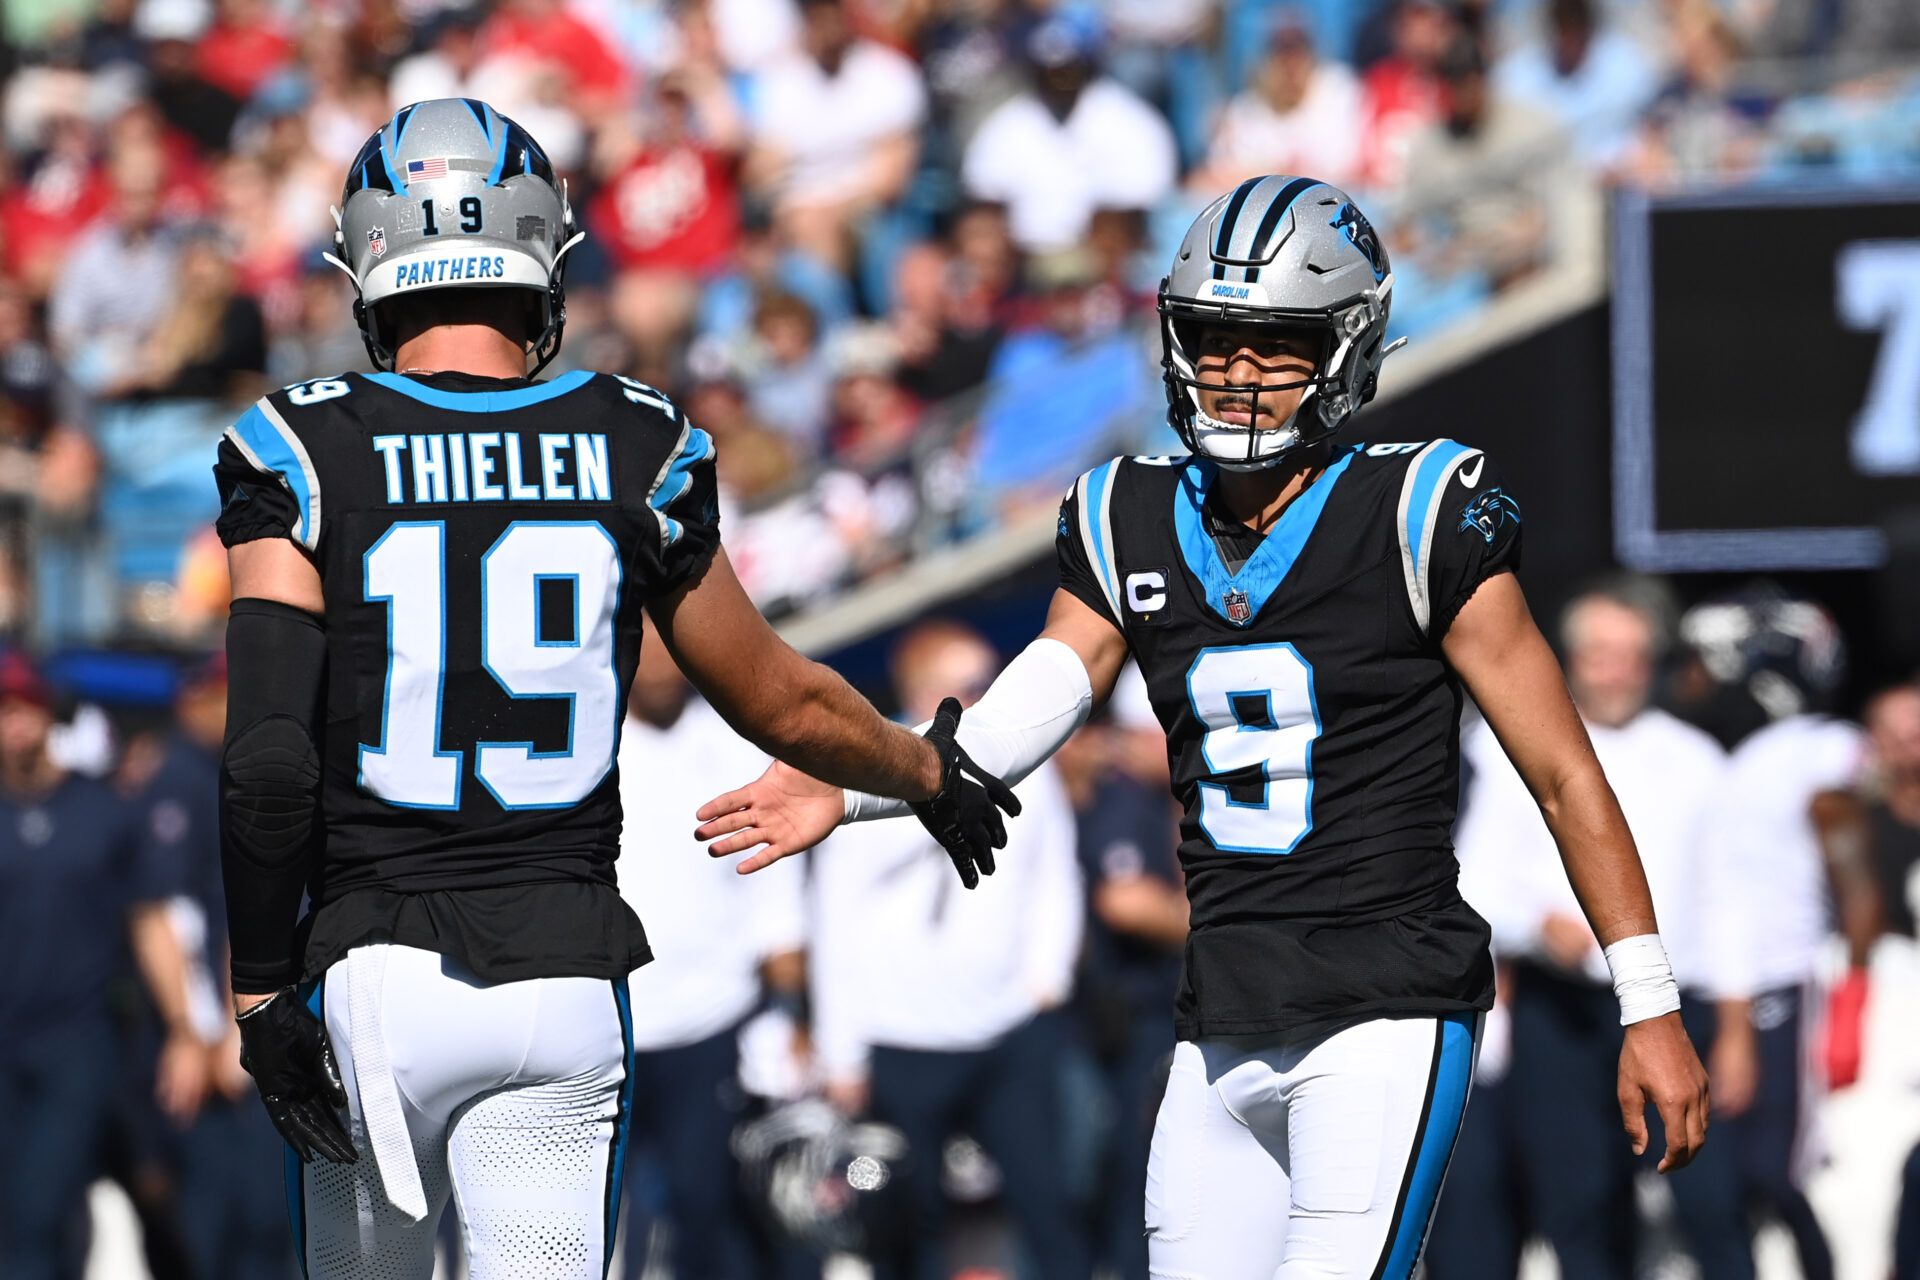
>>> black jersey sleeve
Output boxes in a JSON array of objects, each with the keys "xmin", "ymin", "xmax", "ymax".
[
  {"xmin": 1054, "ymin": 461, "xmax": 1125, "ymax": 626},
  {"xmin": 212, "ymin": 398, "xmax": 322, "ymax": 551},
  {"xmin": 1424, "ymin": 448, "xmax": 1522, "ymax": 634},
  {"xmin": 633, "ymin": 417, "xmax": 721, "ymax": 593}
]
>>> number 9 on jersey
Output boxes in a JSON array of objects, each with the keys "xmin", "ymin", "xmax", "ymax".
[{"xmin": 1186, "ymin": 644, "xmax": 1320, "ymax": 855}]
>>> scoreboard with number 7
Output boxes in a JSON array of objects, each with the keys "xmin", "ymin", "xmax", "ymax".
[{"xmin": 1611, "ymin": 185, "xmax": 1920, "ymax": 572}]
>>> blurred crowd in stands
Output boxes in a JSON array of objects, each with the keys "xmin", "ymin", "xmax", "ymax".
[
  {"xmin": 0, "ymin": 0, "xmax": 1918, "ymax": 643},
  {"xmin": 5, "ymin": 2, "xmax": 1920, "ymax": 1273}
]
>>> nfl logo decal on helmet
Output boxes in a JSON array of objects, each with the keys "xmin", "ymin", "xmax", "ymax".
[
  {"xmin": 367, "ymin": 227, "xmax": 386, "ymax": 258},
  {"xmin": 1159, "ymin": 175, "xmax": 1406, "ymax": 471}
]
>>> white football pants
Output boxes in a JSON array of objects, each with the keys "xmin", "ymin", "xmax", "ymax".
[
  {"xmin": 1146, "ymin": 1013, "xmax": 1478, "ymax": 1280},
  {"xmin": 288, "ymin": 944, "xmax": 633, "ymax": 1280}
]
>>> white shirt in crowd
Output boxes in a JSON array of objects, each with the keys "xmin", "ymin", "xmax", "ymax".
[
  {"xmin": 809, "ymin": 763, "xmax": 1083, "ymax": 1080},
  {"xmin": 617, "ymin": 700, "xmax": 807, "ymax": 1052},
  {"xmin": 1705, "ymin": 714, "xmax": 1866, "ymax": 997},
  {"xmin": 962, "ymin": 78, "xmax": 1178, "ymax": 252},
  {"xmin": 708, "ymin": 0, "xmax": 802, "ymax": 72},
  {"xmin": 1204, "ymin": 63, "xmax": 1364, "ymax": 189},
  {"xmin": 751, "ymin": 39, "xmax": 927, "ymax": 207},
  {"xmin": 1456, "ymin": 707, "xmax": 1745, "ymax": 999}
]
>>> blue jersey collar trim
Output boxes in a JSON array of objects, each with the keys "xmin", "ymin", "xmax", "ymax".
[
  {"xmin": 363, "ymin": 368, "xmax": 594, "ymax": 412},
  {"xmin": 1175, "ymin": 446, "xmax": 1356, "ymax": 627}
]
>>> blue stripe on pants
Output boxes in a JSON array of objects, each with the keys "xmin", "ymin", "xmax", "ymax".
[
  {"xmin": 1374, "ymin": 1012, "xmax": 1476, "ymax": 1280},
  {"xmin": 602, "ymin": 979, "xmax": 636, "ymax": 1280}
]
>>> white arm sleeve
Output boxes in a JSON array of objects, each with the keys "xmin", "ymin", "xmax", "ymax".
[{"xmin": 842, "ymin": 637, "xmax": 1096, "ymax": 823}]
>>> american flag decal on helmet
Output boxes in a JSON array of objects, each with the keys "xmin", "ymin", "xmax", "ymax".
[{"xmin": 406, "ymin": 157, "xmax": 450, "ymax": 181}]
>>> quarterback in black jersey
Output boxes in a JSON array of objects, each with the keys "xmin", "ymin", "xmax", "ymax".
[
  {"xmin": 700, "ymin": 175, "xmax": 1710, "ymax": 1279},
  {"xmin": 211, "ymin": 100, "xmax": 1014, "ymax": 1280}
]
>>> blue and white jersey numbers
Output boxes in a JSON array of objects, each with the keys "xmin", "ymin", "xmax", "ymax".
[
  {"xmin": 358, "ymin": 520, "xmax": 623, "ymax": 811},
  {"xmin": 1187, "ymin": 644, "xmax": 1319, "ymax": 856}
]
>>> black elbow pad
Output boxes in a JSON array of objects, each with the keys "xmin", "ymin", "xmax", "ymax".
[{"xmin": 223, "ymin": 715, "xmax": 321, "ymax": 872}]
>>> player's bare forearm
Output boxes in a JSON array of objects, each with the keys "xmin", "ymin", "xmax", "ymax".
[
  {"xmin": 765, "ymin": 673, "xmax": 939, "ymax": 799},
  {"xmin": 1447, "ymin": 573, "xmax": 1707, "ymax": 1172},
  {"xmin": 650, "ymin": 547, "xmax": 939, "ymax": 801},
  {"xmin": 1442, "ymin": 572, "xmax": 1658, "ymax": 946}
]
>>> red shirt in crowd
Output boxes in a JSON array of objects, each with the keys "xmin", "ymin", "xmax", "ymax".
[
  {"xmin": 196, "ymin": 20, "xmax": 294, "ymax": 101},
  {"xmin": 588, "ymin": 144, "xmax": 739, "ymax": 275},
  {"xmin": 481, "ymin": 8, "xmax": 630, "ymax": 103},
  {"xmin": 1358, "ymin": 57, "xmax": 1442, "ymax": 189},
  {"xmin": 1, "ymin": 133, "xmax": 207, "ymax": 287},
  {"xmin": 1, "ymin": 161, "xmax": 110, "ymax": 285}
]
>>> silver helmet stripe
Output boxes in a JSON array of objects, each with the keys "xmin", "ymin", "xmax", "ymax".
[
  {"xmin": 1227, "ymin": 177, "xmax": 1321, "ymax": 283},
  {"xmin": 1211, "ymin": 176, "xmax": 1322, "ymax": 283},
  {"xmin": 1209, "ymin": 176, "xmax": 1262, "ymax": 279}
]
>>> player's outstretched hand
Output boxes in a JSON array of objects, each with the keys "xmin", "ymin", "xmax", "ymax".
[
  {"xmin": 910, "ymin": 698, "xmax": 1021, "ymax": 890},
  {"xmin": 697, "ymin": 760, "xmax": 846, "ymax": 873},
  {"xmin": 236, "ymin": 990, "xmax": 358, "ymax": 1165},
  {"xmin": 1618, "ymin": 1010, "xmax": 1710, "ymax": 1174}
]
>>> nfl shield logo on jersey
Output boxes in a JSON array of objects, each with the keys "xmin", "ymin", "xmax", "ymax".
[
  {"xmin": 367, "ymin": 226, "xmax": 387, "ymax": 258},
  {"xmin": 1224, "ymin": 588, "xmax": 1252, "ymax": 625}
]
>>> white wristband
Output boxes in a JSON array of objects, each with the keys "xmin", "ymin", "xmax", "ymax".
[{"xmin": 1603, "ymin": 933, "xmax": 1681, "ymax": 1026}]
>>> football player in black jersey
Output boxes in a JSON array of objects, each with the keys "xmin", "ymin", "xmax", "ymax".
[
  {"xmin": 211, "ymin": 100, "xmax": 1015, "ymax": 1280},
  {"xmin": 699, "ymin": 175, "xmax": 1711, "ymax": 1279}
]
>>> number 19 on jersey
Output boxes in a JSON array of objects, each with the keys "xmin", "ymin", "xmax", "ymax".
[{"xmin": 359, "ymin": 519, "xmax": 623, "ymax": 810}]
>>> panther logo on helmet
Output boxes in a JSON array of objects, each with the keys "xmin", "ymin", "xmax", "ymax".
[{"xmin": 1330, "ymin": 202, "xmax": 1387, "ymax": 284}]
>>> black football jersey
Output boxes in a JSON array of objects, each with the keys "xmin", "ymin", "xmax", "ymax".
[
  {"xmin": 212, "ymin": 369, "xmax": 719, "ymax": 983},
  {"xmin": 1057, "ymin": 441, "xmax": 1522, "ymax": 1038}
]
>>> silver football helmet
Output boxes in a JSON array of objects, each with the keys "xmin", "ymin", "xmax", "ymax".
[
  {"xmin": 328, "ymin": 98, "xmax": 583, "ymax": 374},
  {"xmin": 1160, "ymin": 175, "xmax": 1403, "ymax": 470}
]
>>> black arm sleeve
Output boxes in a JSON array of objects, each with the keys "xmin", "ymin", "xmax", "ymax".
[{"xmin": 222, "ymin": 597, "xmax": 327, "ymax": 994}]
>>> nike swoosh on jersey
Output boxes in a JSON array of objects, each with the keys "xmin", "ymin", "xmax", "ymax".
[{"xmin": 1458, "ymin": 456, "xmax": 1485, "ymax": 488}]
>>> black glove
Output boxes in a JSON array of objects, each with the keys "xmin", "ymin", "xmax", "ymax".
[
  {"xmin": 909, "ymin": 697, "xmax": 1022, "ymax": 889},
  {"xmin": 237, "ymin": 989, "xmax": 358, "ymax": 1164}
]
